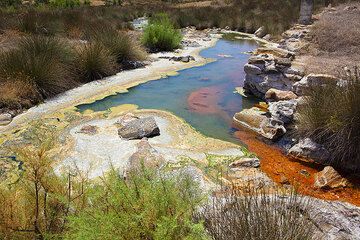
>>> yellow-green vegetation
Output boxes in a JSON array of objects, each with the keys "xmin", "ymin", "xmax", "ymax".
[
  {"xmin": 297, "ymin": 68, "xmax": 360, "ymax": 172},
  {"xmin": 142, "ymin": 13, "xmax": 182, "ymax": 52},
  {"xmin": 65, "ymin": 168, "xmax": 208, "ymax": 240}
]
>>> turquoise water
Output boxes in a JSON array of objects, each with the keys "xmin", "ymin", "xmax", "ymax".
[{"xmin": 77, "ymin": 38, "xmax": 259, "ymax": 144}]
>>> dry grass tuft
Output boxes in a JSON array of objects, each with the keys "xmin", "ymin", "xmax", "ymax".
[{"xmin": 0, "ymin": 76, "xmax": 43, "ymax": 110}]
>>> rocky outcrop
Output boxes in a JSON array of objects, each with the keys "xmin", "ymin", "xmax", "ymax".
[
  {"xmin": 254, "ymin": 26, "xmax": 266, "ymax": 38},
  {"xmin": 289, "ymin": 138, "xmax": 330, "ymax": 164},
  {"xmin": 233, "ymin": 107, "xmax": 286, "ymax": 140},
  {"xmin": 118, "ymin": 116, "xmax": 160, "ymax": 140},
  {"xmin": 307, "ymin": 199, "xmax": 360, "ymax": 240},
  {"xmin": 243, "ymin": 47, "xmax": 304, "ymax": 99},
  {"xmin": 314, "ymin": 166, "xmax": 349, "ymax": 189},
  {"xmin": 268, "ymin": 99, "xmax": 297, "ymax": 124},
  {"xmin": 0, "ymin": 113, "xmax": 12, "ymax": 126},
  {"xmin": 293, "ymin": 73, "xmax": 339, "ymax": 95}
]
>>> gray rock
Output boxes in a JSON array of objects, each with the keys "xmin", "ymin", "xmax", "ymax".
[
  {"xmin": 289, "ymin": 138, "xmax": 330, "ymax": 164},
  {"xmin": 118, "ymin": 117, "xmax": 160, "ymax": 140},
  {"xmin": 314, "ymin": 166, "xmax": 349, "ymax": 189},
  {"xmin": 268, "ymin": 99, "xmax": 297, "ymax": 124},
  {"xmin": 254, "ymin": 26, "xmax": 266, "ymax": 38},
  {"xmin": 306, "ymin": 199, "xmax": 360, "ymax": 240},
  {"xmin": 263, "ymin": 34, "xmax": 272, "ymax": 40},
  {"xmin": 293, "ymin": 74, "xmax": 338, "ymax": 95},
  {"xmin": 169, "ymin": 55, "xmax": 195, "ymax": 63},
  {"xmin": 244, "ymin": 63, "xmax": 262, "ymax": 75},
  {"xmin": 259, "ymin": 117, "xmax": 287, "ymax": 140},
  {"xmin": 229, "ymin": 158, "xmax": 260, "ymax": 168},
  {"xmin": 0, "ymin": 113, "xmax": 12, "ymax": 126}
]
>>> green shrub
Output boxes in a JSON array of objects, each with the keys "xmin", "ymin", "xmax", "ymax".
[
  {"xmin": 75, "ymin": 43, "xmax": 117, "ymax": 82},
  {"xmin": 0, "ymin": 36, "xmax": 75, "ymax": 98},
  {"xmin": 200, "ymin": 187, "xmax": 314, "ymax": 240},
  {"xmin": 142, "ymin": 13, "xmax": 182, "ymax": 52},
  {"xmin": 297, "ymin": 68, "xmax": 360, "ymax": 172},
  {"xmin": 65, "ymin": 167, "xmax": 208, "ymax": 240},
  {"xmin": 49, "ymin": 0, "xmax": 81, "ymax": 8}
]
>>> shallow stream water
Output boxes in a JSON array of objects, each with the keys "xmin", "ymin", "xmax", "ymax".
[{"xmin": 77, "ymin": 37, "xmax": 259, "ymax": 144}]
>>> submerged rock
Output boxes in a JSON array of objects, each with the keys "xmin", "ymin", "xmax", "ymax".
[
  {"xmin": 314, "ymin": 166, "xmax": 349, "ymax": 189},
  {"xmin": 118, "ymin": 116, "xmax": 160, "ymax": 140},
  {"xmin": 0, "ymin": 113, "xmax": 12, "ymax": 126},
  {"xmin": 289, "ymin": 138, "xmax": 330, "ymax": 164}
]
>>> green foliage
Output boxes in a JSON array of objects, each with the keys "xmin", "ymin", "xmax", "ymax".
[
  {"xmin": 142, "ymin": 13, "xmax": 182, "ymax": 52},
  {"xmin": 75, "ymin": 43, "xmax": 117, "ymax": 82},
  {"xmin": 65, "ymin": 167, "xmax": 208, "ymax": 240},
  {"xmin": 0, "ymin": 36, "xmax": 75, "ymax": 98},
  {"xmin": 297, "ymin": 67, "xmax": 360, "ymax": 172},
  {"xmin": 49, "ymin": 0, "xmax": 81, "ymax": 8},
  {"xmin": 0, "ymin": 0, "xmax": 21, "ymax": 7}
]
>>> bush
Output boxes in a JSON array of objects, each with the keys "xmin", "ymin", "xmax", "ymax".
[
  {"xmin": 142, "ymin": 13, "xmax": 182, "ymax": 52},
  {"xmin": 297, "ymin": 67, "xmax": 360, "ymax": 172},
  {"xmin": 75, "ymin": 43, "xmax": 117, "ymax": 82},
  {"xmin": 0, "ymin": 36, "xmax": 76, "ymax": 98},
  {"xmin": 65, "ymin": 167, "xmax": 208, "ymax": 240},
  {"xmin": 200, "ymin": 187, "xmax": 314, "ymax": 240},
  {"xmin": 49, "ymin": 0, "xmax": 81, "ymax": 8}
]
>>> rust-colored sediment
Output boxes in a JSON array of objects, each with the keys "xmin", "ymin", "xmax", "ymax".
[
  {"xmin": 234, "ymin": 130, "xmax": 360, "ymax": 206},
  {"xmin": 187, "ymin": 85, "xmax": 224, "ymax": 114}
]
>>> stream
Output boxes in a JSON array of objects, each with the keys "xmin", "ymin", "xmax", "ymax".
[{"xmin": 77, "ymin": 37, "xmax": 259, "ymax": 144}]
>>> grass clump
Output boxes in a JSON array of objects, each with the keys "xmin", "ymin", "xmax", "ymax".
[
  {"xmin": 142, "ymin": 13, "xmax": 182, "ymax": 52},
  {"xmin": 90, "ymin": 27, "xmax": 146, "ymax": 66},
  {"xmin": 0, "ymin": 35, "xmax": 75, "ymax": 98},
  {"xmin": 65, "ymin": 167, "xmax": 207, "ymax": 240},
  {"xmin": 297, "ymin": 67, "xmax": 360, "ymax": 173},
  {"xmin": 75, "ymin": 43, "xmax": 117, "ymax": 82},
  {"xmin": 200, "ymin": 187, "xmax": 314, "ymax": 240}
]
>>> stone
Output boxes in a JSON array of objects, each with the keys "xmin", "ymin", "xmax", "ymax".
[
  {"xmin": 280, "ymin": 175, "xmax": 290, "ymax": 184},
  {"xmin": 262, "ymin": 34, "xmax": 272, "ymax": 41},
  {"xmin": 124, "ymin": 138, "xmax": 165, "ymax": 178},
  {"xmin": 268, "ymin": 99, "xmax": 297, "ymax": 124},
  {"xmin": 229, "ymin": 158, "xmax": 260, "ymax": 168},
  {"xmin": 244, "ymin": 73, "xmax": 294, "ymax": 99},
  {"xmin": 274, "ymin": 57, "xmax": 292, "ymax": 67},
  {"xmin": 118, "ymin": 117, "xmax": 160, "ymax": 140},
  {"xmin": 233, "ymin": 107, "xmax": 286, "ymax": 140},
  {"xmin": 265, "ymin": 88, "xmax": 298, "ymax": 102},
  {"xmin": 293, "ymin": 74, "xmax": 338, "ymax": 95},
  {"xmin": 289, "ymin": 138, "xmax": 330, "ymax": 164},
  {"xmin": 0, "ymin": 113, "xmax": 12, "ymax": 126},
  {"xmin": 77, "ymin": 125, "xmax": 98, "ymax": 135},
  {"xmin": 169, "ymin": 55, "xmax": 195, "ymax": 63},
  {"xmin": 254, "ymin": 26, "xmax": 266, "ymax": 38},
  {"xmin": 314, "ymin": 166, "xmax": 349, "ymax": 189},
  {"xmin": 115, "ymin": 113, "xmax": 139, "ymax": 127},
  {"xmin": 264, "ymin": 61, "xmax": 278, "ymax": 73},
  {"xmin": 255, "ymin": 47, "xmax": 295, "ymax": 59},
  {"xmin": 244, "ymin": 63, "xmax": 262, "ymax": 75}
]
